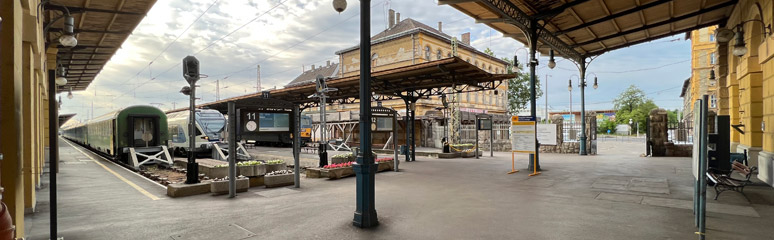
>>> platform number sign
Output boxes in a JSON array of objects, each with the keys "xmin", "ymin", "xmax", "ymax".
[{"xmin": 245, "ymin": 112, "xmax": 257, "ymax": 132}]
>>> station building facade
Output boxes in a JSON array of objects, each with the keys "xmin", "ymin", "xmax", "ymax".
[
  {"xmin": 685, "ymin": 26, "xmax": 721, "ymax": 122},
  {"xmin": 712, "ymin": 0, "xmax": 774, "ymax": 186},
  {"xmin": 287, "ymin": 11, "xmax": 512, "ymax": 149}
]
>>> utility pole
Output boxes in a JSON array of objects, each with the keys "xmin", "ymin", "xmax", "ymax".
[
  {"xmin": 545, "ymin": 74, "xmax": 550, "ymax": 122},
  {"xmin": 256, "ymin": 64, "xmax": 261, "ymax": 93}
]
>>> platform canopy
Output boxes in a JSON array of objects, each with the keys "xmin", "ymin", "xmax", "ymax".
[
  {"xmin": 173, "ymin": 56, "xmax": 514, "ymax": 112},
  {"xmin": 45, "ymin": 0, "xmax": 157, "ymax": 93},
  {"xmin": 440, "ymin": 0, "xmax": 737, "ymax": 62},
  {"xmin": 58, "ymin": 113, "xmax": 76, "ymax": 127}
]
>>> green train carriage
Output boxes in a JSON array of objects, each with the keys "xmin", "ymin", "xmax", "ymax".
[{"xmin": 63, "ymin": 105, "xmax": 169, "ymax": 164}]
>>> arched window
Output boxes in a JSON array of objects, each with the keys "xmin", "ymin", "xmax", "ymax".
[
  {"xmin": 466, "ymin": 58, "xmax": 471, "ymax": 63},
  {"xmin": 475, "ymin": 61, "xmax": 479, "ymax": 68},
  {"xmin": 447, "ymin": 52, "xmax": 452, "ymax": 58},
  {"xmin": 436, "ymin": 49, "xmax": 442, "ymax": 60},
  {"xmin": 424, "ymin": 46, "xmax": 431, "ymax": 60},
  {"xmin": 488, "ymin": 66, "xmax": 492, "ymax": 73},
  {"xmin": 371, "ymin": 53, "xmax": 379, "ymax": 67}
]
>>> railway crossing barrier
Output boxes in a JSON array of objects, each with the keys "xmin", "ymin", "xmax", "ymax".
[
  {"xmin": 128, "ymin": 146, "xmax": 174, "ymax": 170},
  {"xmin": 212, "ymin": 142, "xmax": 252, "ymax": 161}
]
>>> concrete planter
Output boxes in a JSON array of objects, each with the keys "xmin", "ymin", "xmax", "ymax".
[
  {"xmin": 238, "ymin": 165, "xmax": 254, "ymax": 176},
  {"xmin": 265, "ymin": 163, "xmax": 286, "ymax": 173},
  {"xmin": 253, "ymin": 164, "xmax": 266, "ymax": 176},
  {"xmin": 248, "ymin": 176, "xmax": 264, "ymax": 188},
  {"xmin": 264, "ymin": 174, "xmax": 295, "ymax": 188},
  {"xmin": 324, "ymin": 167, "xmax": 354, "ymax": 179},
  {"xmin": 305, "ymin": 168, "xmax": 324, "ymax": 178},
  {"xmin": 377, "ymin": 161, "xmax": 394, "ymax": 172},
  {"xmin": 438, "ymin": 152, "xmax": 460, "ymax": 159},
  {"xmin": 210, "ymin": 178, "xmax": 249, "ymax": 195},
  {"xmin": 207, "ymin": 167, "xmax": 229, "ymax": 179}
]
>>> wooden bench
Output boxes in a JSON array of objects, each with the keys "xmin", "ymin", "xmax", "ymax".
[{"xmin": 706, "ymin": 161, "xmax": 758, "ymax": 200}]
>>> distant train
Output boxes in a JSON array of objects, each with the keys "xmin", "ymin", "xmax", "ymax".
[
  {"xmin": 238, "ymin": 111, "xmax": 312, "ymax": 146},
  {"xmin": 166, "ymin": 109, "xmax": 226, "ymax": 156},
  {"xmin": 61, "ymin": 105, "xmax": 169, "ymax": 164}
]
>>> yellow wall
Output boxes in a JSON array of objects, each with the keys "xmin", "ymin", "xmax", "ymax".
[
  {"xmin": 1, "ymin": 1, "xmax": 51, "ymax": 237},
  {"xmin": 690, "ymin": 26, "xmax": 719, "ymax": 113},
  {"xmin": 337, "ymin": 30, "xmax": 509, "ymax": 115}
]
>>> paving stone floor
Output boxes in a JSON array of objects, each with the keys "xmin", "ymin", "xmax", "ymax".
[{"xmin": 23, "ymin": 138, "xmax": 774, "ymax": 239}]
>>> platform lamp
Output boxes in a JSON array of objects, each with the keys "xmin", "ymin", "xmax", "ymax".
[
  {"xmin": 309, "ymin": 75, "xmax": 338, "ymax": 168},
  {"xmin": 547, "ymin": 49, "xmax": 556, "ymax": 69},
  {"xmin": 332, "ymin": 0, "xmax": 379, "ymax": 228}
]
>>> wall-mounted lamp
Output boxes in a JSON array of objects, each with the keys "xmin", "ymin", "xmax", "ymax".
[
  {"xmin": 733, "ymin": 26, "xmax": 748, "ymax": 57},
  {"xmin": 67, "ymin": 87, "xmax": 73, "ymax": 99},
  {"xmin": 59, "ymin": 15, "xmax": 78, "ymax": 47},
  {"xmin": 717, "ymin": 19, "xmax": 773, "ymax": 57},
  {"xmin": 55, "ymin": 66, "xmax": 68, "ymax": 86},
  {"xmin": 709, "ymin": 69, "xmax": 716, "ymax": 81}
]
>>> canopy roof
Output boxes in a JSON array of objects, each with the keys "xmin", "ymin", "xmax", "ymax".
[
  {"xmin": 46, "ymin": 0, "xmax": 157, "ymax": 92},
  {"xmin": 174, "ymin": 56, "xmax": 514, "ymax": 112},
  {"xmin": 441, "ymin": 0, "xmax": 736, "ymax": 62}
]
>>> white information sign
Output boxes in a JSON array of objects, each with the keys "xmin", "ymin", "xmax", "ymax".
[
  {"xmin": 511, "ymin": 120, "xmax": 536, "ymax": 153},
  {"xmin": 536, "ymin": 124, "xmax": 557, "ymax": 145}
]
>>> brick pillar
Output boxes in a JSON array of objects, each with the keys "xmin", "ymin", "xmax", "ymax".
[{"xmin": 649, "ymin": 109, "xmax": 668, "ymax": 156}]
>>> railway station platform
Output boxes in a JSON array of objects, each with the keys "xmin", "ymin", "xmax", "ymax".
[{"xmin": 24, "ymin": 138, "xmax": 774, "ymax": 239}]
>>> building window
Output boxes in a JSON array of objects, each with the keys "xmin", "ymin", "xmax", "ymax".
[
  {"xmin": 475, "ymin": 61, "xmax": 479, "ymax": 68},
  {"xmin": 447, "ymin": 52, "xmax": 452, "ymax": 58},
  {"xmin": 710, "ymin": 95, "xmax": 717, "ymax": 108},
  {"xmin": 466, "ymin": 58, "xmax": 471, "ymax": 63},
  {"xmin": 710, "ymin": 52, "xmax": 716, "ymax": 65},
  {"xmin": 371, "ymin": 53, "xmax": 378, "ymax": 67},
  {"xmin": 425, "ymin": 46, "xmax": 431, "ymax": 60},
  {"xmin": 488, "ymin": 66, "xmax": 492, "ymax": 73},
  {"xmin": 437, "ymin": 49, "xmax": 442, "ymax": 60},
  {"xmin": 709, "ymin": 33, "xmax": 715, "ymax": 42},
  {"xmin": 466, "ymin": 92, "xmax": 470, "ymax": 102}
]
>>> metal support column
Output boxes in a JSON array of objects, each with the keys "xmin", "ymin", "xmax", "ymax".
[
  {"xmin": 579, "ymin": 58, "xmax": 588, "ymax": 155},
  {"xmin": 227, "ymin": 102, "xmax": 236, "ymax": 198},
  {"xmin": 47, "ymin": 69, "xmax": 58, "ymax": 238},
  {"xmin": 409, "ymin": 102, "xmax": 416, "ymax": 162},
  {"xmin": 293, "ymin": 105, "xmax": 301, "ymax": 188},
  {"xmin": 527, "ymin": 19, "xmax": 541, "ymax": 171},
  {"xmin": 403, "ymin": 98, "xmax": 411, "ymax": 162},
  {"xmin": 185, "ymin": 66, "xmax": 199, "ymax": 184},
  {"xmin": 353, "ymin": 0, "xmax": 378, "ymax": 228},
  {"xmin": 490, "ymin": 123, "xmax": 494, "ymax": 157}
]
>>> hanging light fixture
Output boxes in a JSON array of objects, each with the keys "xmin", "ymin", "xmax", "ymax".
[
  {"xmin": 547, "ymin": 49, "xmax": 556, "ymax": 69},
  {"xmin": 67, "ymin": 87, "xmax": 73, "ymax": 99},
  {"xmin": 733, "ymin": 26, "xmax": 747, "ymax": 57},
  {"xmin": 59, "ymin": 15, "xmax": 78, "ymax": 47},
  {"xmin": 513, "ymin": 55, "xmax": 519, "ymax": 69},
  {"xmin": 567, "ymin": 79, "xmax": 572, "ymax": 91},
  {"xmin": 709, "ymin": 69, "xmax": 716, "ymax": 81},
  {"xmin": 714, "ymin": 27, "xmax": 735, "ymax": 43},
  {"xmin": 332, "ymin": 0, "xmax": 347, "ymax": 13},
  {"xmin": 593, "ymin": 77, "xmax": 598, "ymax": 89},
  {"xmin": 55, "ymin": 66, "xmax": 68, "ymax": 86}
]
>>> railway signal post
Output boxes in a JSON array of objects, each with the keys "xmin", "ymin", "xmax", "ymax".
[{"xmin": 183, "ymin": 56, "xmax": 200, "ymax": 184}]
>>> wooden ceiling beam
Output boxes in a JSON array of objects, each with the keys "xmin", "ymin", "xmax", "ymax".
[
  {"xmin": 554, "ymin": 0, "xmax": 673, "ymax": 36},
  {"xmin": 571, "ymin": 0, "xmax": 737, "ymax": 47}
]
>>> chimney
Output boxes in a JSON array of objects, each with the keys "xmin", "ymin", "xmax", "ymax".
[
  {"xmin": 311, "ymin": 64, "xmax": 315, "ymax": 70},
  {"xmin": 461, "ymin": 32, "xmax": 470, "ymax": 45},
  {"xmin": 388, "ymin": 9, "xmax": 395, "ymax": 28},
  {"xmin": 326, "ymin": 60, "xmax": 331, "ymax": 67},
  {"xmin": 438, "ymin": 22, "xmax": 442, "ymax": 32},
  {"xmin": 396, "ymin": 12, "xmax": 401, "ymax": 23}
]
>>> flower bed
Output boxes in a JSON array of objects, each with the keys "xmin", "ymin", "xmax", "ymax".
[
  {"xmin": 264, "ymin": 170, "xmax": 294, "ymax": 188},
  {"xmin": 449, "ymin": 144, "xmax": 474, "ymax": 153},
  {"xmin": 237, "ymin": 161, "xmax": 264, "ymax": 177},
  {"xmin": 265, "ymin": 159, "xmax": 286, "ymax": 173},
  {"xmin": 331, "ymin": 153, "xmax": 353, "ymax": 164},
  {"xmin": 375, "ymin": 157, "xmax": 394, "ymax": 172},
  {"xmin": 210, "ymin": 176, "xmax": 249, "ymax": 195},
  {"xmin": 322, "ymin": 161, "xmax": 355, "ymax": 179}
]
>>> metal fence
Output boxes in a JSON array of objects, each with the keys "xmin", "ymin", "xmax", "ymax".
[
  {"xmin": 668, "ymin": 120, "xmax": 693, "ymax": 144},
  {"xmin": 562, "ymin": 121, "xmax": 582, "ymax": 142}
]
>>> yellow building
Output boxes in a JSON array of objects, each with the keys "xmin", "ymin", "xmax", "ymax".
[
  {"xmin": 713, "ymin": 0, "xmax": 774, "ymax": 186},
  {"xmin": 333, "ymin": 11, "xmax": 509, "ymax": 116},
  {"xmin": 688, "ymin": 26, "xmax": 720, "ymax": 118}
]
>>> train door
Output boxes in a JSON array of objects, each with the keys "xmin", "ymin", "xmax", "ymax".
[{"xmin": 129, "ymin": 116, "xmax": 159, "ymax": 147}]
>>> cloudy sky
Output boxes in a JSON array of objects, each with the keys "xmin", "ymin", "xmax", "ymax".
[{"xmin": 60, "ymin": 0, "xmax": 692, "ymax": 122}]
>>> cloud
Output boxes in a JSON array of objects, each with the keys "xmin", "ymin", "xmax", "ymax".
[{"xmin": 60, "ymin": 0, "xmax": 691, "ymax": 123}]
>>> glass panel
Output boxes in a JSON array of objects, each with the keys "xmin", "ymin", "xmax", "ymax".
[{"xmin": 133, "ymin": 118, "xmax": 156, "ymax": 146}]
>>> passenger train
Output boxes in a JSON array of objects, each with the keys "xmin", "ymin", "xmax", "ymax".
[
  {"xmin": 166, "ymin": 109, "xmax": 227, "ymax": 156},
  {"xmin": 61, "ymin": 105, "xmax": 169, "ymax": 164}
]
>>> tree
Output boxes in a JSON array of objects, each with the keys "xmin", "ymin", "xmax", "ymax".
[
  {"xmin": 613, "ymin": 85, "xmax": 658, "ymax": 133},
  {"xmin": 497, "ymin": 55, "xmax": 542, "ymax": 115}
]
